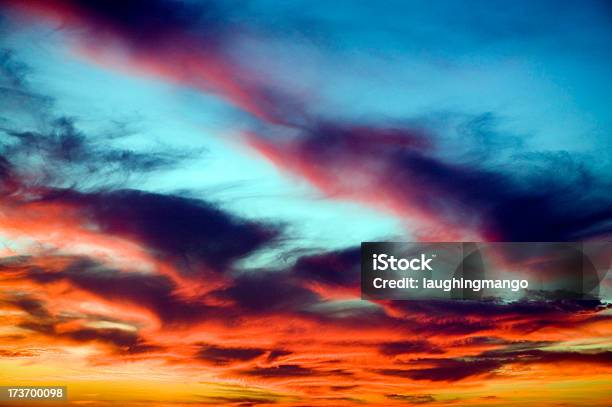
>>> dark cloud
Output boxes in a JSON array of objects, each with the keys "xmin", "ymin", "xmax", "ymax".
[
  {"xmin": 449, "ymin": 336, "xmax": 513, "ymax": 348},
  {"xmin": 379, "ymin": 340, "xmax": 445, "ymax": 356},
  {"xmin": 375, "ymin": 359, "xmax": 502, "ymax": 382},
  {"xmin": 483, "ymin": 348, "xmax": 612, "ymax": 365},
  {"xmin": 0, "ymin": 285, "xmax": 160, "ymax": 355},
  {"xmin": 511, "ymin": 313, "xmax": 612, "ymax": 334},
  {"xmin": 0, "ymin": 48, "xmax": 52, "ymax": 145},
  {"xmin": 196, "ymin": 344, "xmax": 266, "ymax": 365},
  {"xmin": 1, "ymin": 292, "xmax": 56, "ymax": 334},
  {"xmin": 292, "ymin": 247, "xmax": 360, "ymax": 288},
  {"xmin": 0, "ymin": 154, "xmax": 11, "ymax": 179},
  {"xmin": 418, "ymin": 318, "xmax": 495, "ymax": 336},
  {"xmin": 214, "ymin": 271, "xmax": 319, "ymax": 313},
  {"xmin": 64, "ymin": 327, "xmax": 161, "ymax": 355},
  {"xmin": 0, "ymin": 48, "xmax": 201, "ymax": 194},
  {"xmin": 383, "ymin": 299, "xmax": 610, "ymax": 338},
  {"xmin": 17, "ymin": 320, "xmax": 56, "ymax": 335},
  {"xmin": 242, "ymin": 364, "xmax": 315, "ymax": 378},
  {"xmin": 410, "ymin": 140, "xmax": 612, "ymax": 242},
  {"xmin": 1, "ymin": 117, "xmax": 200, "ymax": 190},
  {"xmin": 388, "ymin": 298, "xmax": 608, "ymax": 319},
  {"xmin": 0, "ymin": 48, "xmax": 29, "ymax": 88},
  {"xmin": 3, "ymin": 293, "xmax": 51, "ymax": 319},
  {"xmin": 375, "ymin": 346, "xmax": 612, "ymax": 382},
  {"xmin": 266, "ymin": 349, "xmax": 292, "ymax": 362},
  {"xmin": 35, "ymin": 188, "xmax": 280, "ymax": 274},
  {"xmin": 0, "ymin": 47, "xmax": 50, "ymax": 119},
  {"xmin": 249, "ymin": 118, "xmax": 612, "ymax": 241},
  {"xmin": 4, "ymin": 255, "xmax": 213, "ymax": 325},
  {"xmin": 23, "ymin": 321, "xmax": 161, "ymax": 355},
  {"xmin": 241, "ymin": 363, "xmax": 354, "ymax": 380},
  {"xmin": 37, "ymin": 0, "xmax": 233, "ymax": 50}
]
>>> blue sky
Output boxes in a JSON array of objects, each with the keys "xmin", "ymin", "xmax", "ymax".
[{"xmin": 1, "ymin": 0, "xmax": 611, "ymax": 256}]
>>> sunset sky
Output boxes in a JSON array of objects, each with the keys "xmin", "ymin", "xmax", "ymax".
[{"xmin": 0, "ymin": 1, "xmax": 611, "ymax": 406}]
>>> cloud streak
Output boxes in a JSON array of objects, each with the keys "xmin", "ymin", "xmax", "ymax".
[
  {"xmin": 1, "ymin": 0, "xmax": 305, "ymax": 125},
  {"xmin": 247, "ymin": 121, "xmax": 612, "ymax": 241}
]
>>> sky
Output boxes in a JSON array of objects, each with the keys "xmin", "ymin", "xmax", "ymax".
[{"xmin": 0, "ymin": 0, "xmax": 611, "ymax": 406}]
